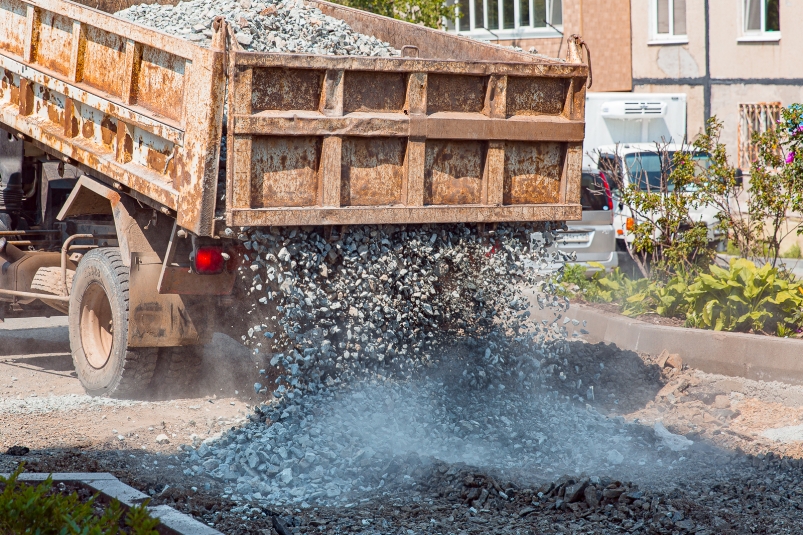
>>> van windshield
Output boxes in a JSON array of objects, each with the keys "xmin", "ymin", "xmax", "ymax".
[{"xmin": 624, "ymin": 152, "xmax": 710, "ymax": 191}]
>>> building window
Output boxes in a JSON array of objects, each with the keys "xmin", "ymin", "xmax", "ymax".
[
  {"xmin": 740, "ymin": 0, "xmax": 780, "ymax": 40},
  {"xmin": 651, "ymin": 0, "xmax": 687, "ymax": 42},
  {"xmin": 738, "ymin": 102, "xmax": 782, "ymax": 170},
  {"xmin": 450, "ymin": 0, "xmax": 562, "ymax": 39}
]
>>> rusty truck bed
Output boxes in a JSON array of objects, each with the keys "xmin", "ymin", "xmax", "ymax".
[{"xmin": 0, "ymin": 0, "xmax": 587, "ymax": 236}]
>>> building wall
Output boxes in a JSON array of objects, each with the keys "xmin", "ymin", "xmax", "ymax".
[
  {"xmin": 493, "ymin": 0, "xmax": 632, "ymax": 92},
  {"xmin": 631, "ymin": 0, "xmax": 803, "ymax": 166}
]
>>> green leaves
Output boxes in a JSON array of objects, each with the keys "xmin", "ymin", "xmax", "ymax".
[
  {"xmin": 557, "ymin": 259, "xmax": 803, "ymax": 335},
  {"xmin": 0, "ymin": 464, "xmax": 160, "ymax": 535}
]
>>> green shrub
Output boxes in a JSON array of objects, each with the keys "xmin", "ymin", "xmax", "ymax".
[
  {"xmin": 0, "ymin": 464, "xmax": 160, "ymax": 535},
  {"xmin": 685, "ymin": 258, "xmax": 803, "ymax": 333},
  {"xmin": 557, "ymin": 259, "xmax": 803, "ymax": 335}
]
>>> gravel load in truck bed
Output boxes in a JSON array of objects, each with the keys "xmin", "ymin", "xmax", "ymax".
[{"xmin": 116, "ymin": 0, "xmax": 399, "ymax": 56}]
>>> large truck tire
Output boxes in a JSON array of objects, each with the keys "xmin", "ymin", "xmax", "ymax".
[
  {"xmin": 149, "ymin": 346, "xmax": 204, "ymax": 396},
  {"xmin": 69, "ymin": 247, "xmax": 158, "ymax": 397}
]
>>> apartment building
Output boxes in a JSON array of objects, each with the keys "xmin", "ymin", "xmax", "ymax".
[{"xmin": 631, "ymin": 0, "xmax": 803, "ymax": 168}]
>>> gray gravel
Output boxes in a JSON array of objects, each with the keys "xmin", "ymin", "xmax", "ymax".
[
  {"xmin": 0, "ymin": 393, "xmax": 140, "ymax": 414},
  {"xmin": 116, "ymin": 0, "xmax": 398, "ymax": 56},
  {"xmin": 180, "ymin": 223, "xmax": 680, "ymax": 511}
]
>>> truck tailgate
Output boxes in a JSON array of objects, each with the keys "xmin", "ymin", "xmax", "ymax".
[{"xmin": 226, "ymin": 46, "xmax": 586, "ymax": 227}]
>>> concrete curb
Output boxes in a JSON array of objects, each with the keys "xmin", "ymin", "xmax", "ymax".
[
  {"xmin": 0, "ymin": 472, "xmax": 222, "ymax": 535},
  {"xmin": 568, "ymin": 304, "xmax": 803, "ymax": 386}
]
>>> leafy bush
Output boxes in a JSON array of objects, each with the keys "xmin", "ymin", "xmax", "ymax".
[
  {"xmin": 746, "ymin": 104, "xmax": 803, "ymax": 266},
  {"xmin": 685, "ymin": 259, "xmax": 803, "ymax": 333},
  {"xmin": 0, "ymin": 464, "xmax": 160, "ymax": 535},
  {"xmin": 555, "ymin": 260, "xmax": 803, "ymax": 335}
]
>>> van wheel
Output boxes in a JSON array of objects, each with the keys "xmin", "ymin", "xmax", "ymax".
[
  {"xmin": 149, "ymin": 346, "xmax": 204, "ymax": 396},
  {"xmin": 69, "ymin": 248, "xmax": 158, "ymax": 397}
]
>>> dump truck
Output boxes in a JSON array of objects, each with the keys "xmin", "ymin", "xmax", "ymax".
[{"xmin": 0, "ymin": 0, "xmax": 588, "ymax": 396}]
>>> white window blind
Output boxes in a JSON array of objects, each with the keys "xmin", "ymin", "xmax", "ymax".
[
  {"xmin": 452, "ymin": 0, "xmax": 562, "ymax": 39},
  {"xmin": 654, "ymin": 0, "xmax": 687, "ymax": 39},
  {"xmin": 744, "ymin": 0, "xmax": 780, "ymax": 34}
]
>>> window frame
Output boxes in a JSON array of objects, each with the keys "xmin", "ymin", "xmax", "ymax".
[
  {"xmin": 737, "ymin": 102, "xmax": 782, "ymax": 170},
  {"xmin": 738, "ymin": 0, "xmax": 781, "ymax": 42},
  {"xmin": 451, "ymin": 0, "xmax": 563, "ymax": 41},
  {"xmin": 648, "ymin": 0, "xmax": 688, "ymax": 46}
]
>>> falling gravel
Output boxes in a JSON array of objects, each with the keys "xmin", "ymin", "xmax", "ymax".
[
  {"xmin": 116, "ymin": 0, "xmax": 398, "ymax": 56},
  {"xmin": 179, "ymin": 223, "xmax": 653, "ymax": 510},
  {"xmin": 114, "ymin": 0, "xmax": 687, "ymax": 516}
]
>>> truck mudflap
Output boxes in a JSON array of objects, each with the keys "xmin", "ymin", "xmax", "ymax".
[{"xmin": 128, "ymin": 252, "xmax": 213, "ymax": 347}]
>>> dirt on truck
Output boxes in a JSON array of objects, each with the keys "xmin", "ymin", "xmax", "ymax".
[{"xmin": 0, "ymin": 0, "xmax": 588, "ymax": 397}]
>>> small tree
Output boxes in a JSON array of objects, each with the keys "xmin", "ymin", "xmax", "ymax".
[
  {"xmin": 692, "ymin": 119, "xmax": 754, "ymax": 259},
  {"xmin": 596, "ymin": 139, "xmax": 715, "ymax": 279},
  {"xmin": 748, "ymin": 104, "xmax": 803, "ymax": 267}
]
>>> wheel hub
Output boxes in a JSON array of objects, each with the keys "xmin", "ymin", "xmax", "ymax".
[{"xmin": 80, "ymin": 282, "xmax": 114, "ymax": 369}]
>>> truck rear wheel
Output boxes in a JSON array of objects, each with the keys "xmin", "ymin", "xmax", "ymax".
[{"xmin": 69, "ymin": 247, "xmax": 158, "ymax": 397}]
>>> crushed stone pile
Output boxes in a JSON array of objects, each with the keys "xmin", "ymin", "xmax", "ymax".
[
  {"xmin": 184, "ymin": 344, "xmax": 679, "ymax": 508},
  {"xmin": 116, "ymin": 0, "xmax": 398, "ymax": 56},
  {"xmin": 179, "ymin": 223, "xmax": 600, "ymax": 506}
]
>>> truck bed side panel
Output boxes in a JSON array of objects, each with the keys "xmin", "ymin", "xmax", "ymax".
[{"xmin": 0, "ymin": 0, "xmax": 224, "ymax": 235}]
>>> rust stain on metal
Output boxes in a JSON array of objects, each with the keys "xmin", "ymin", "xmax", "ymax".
[
  {"xmin": 426, "ymin": 74, "xmax": 486, "ymax": 114},
  {"xmin": 104, "ymin": 188, "xmax": 120, "ymax": 207},
  {"xmin": 0, "ymin": 0, "xmax": 27, "ymax": 57},
  {"xmin": 343, "ymin": 71, "xmax": 406, "ymax": 114},
  {"xmin": 503, "ymin": 141, "xmax": 565, "ymax": 204},
  {"xmin": 424, "ymin": 140, "xmax": 484, "ymax": 205},
  {"xmin": 81, "ymin": 24, "xmax": 126, "ymax": 97},
  {"xmin": 134, "ymin": 45, "xmax": 185, "ymax": 122},
  {"xmin": 46, "ymin": 101, "xmax": 61, "ymax": 124},
  {"xmin": 340, "ymin": 137, "xmax": 405, "ymax": 206},
  {"xmin": 506, "ymin": 77, "xmax": 568, "ymax": 117},
  {"xmin": 99, "ymin": 114, "xmax": 115, "ymax": 146},
  {"xmin": 146, "ymin": 145, "xmax": 175, "ymax": 179},
  {"xmin": 251, "ymin": 67, "xmax": 323, "ymax": 112},
  {"xmin": 250, "ymin": 136, "xmax": 322, "ymax": 208},
  {"xmin": 35, "ymin": 10, "xmax": 73, "ymax": 76},
  {"xmin": 81, "ymin": 116, "xmax": 93, "ymax": 138}
]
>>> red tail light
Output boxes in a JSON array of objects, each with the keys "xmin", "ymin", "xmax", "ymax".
[
  {"xmin": 599, "ymin": 172, "xmax": 614, "ymax": 211},
  {"xmin": 194, "ymin": 246, "xmax": 225, "ymax": 274}
]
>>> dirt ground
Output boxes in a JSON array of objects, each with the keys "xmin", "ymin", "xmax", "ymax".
[
  {"xmin": 0, "ymin": 317, "xmax": 269, "ymax": 455},
  {"xmin": 6, "ymin": 319, "xmax": 803, "ymax": 533}
]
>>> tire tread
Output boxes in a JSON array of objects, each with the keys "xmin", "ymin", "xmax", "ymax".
[{"xmin": 69, "ymin": 247, "xmax": 158, "ymax": 398}]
